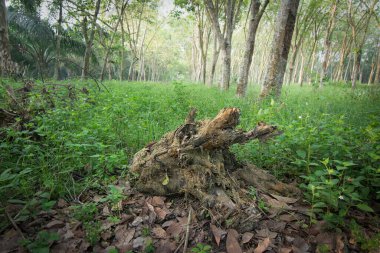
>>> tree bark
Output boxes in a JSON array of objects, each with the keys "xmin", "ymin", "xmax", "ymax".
[
  {"xmin": 81, "ymin": 0, "xmax": 101, "ymax": 80},
  {"xmin": 374, "ymin": 45, "xmax": 380, "ymax": 84},
  {"xmin": 100, "ymin": 1, "xmax": 128, "ymax": 81},
  {"xmin": 236, "ymin": 0, "xmax": 269, "ymax": 98},
  {"xmin": 54, "ymin": 0, "xmax": 63, "ymax": 80},
  {"xmin": 319, "ymin": 0, "xmax": 338, "ymax": 87},
  {"xmin": 0, "ymin": 0, "xmax": 11, "ymax": 76},
  {"xmin": 207, "ymin": 30, "xmax": 220, "ymax": 87},
  {"xmin": 204, "ymin": 0, "xmax": 242, "ymax": 91},
  {"xmin": 260, "ymin": 0, "xmax": 300, "ymax": 98}
]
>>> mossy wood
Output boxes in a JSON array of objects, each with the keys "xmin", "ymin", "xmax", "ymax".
[{"xmin": 131, "ymin": 108, "xmax": 299, "ymax": 208}]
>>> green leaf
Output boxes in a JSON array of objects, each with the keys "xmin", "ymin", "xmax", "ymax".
[
  {"xmin": 356, "ymin": 204, "xmax": 374, "ymax": 212},
  {"xmin": 296, "ymin": 150, "xmax": 306, "ymax": 159},
  {"xmin": 162, "ymin": 174, "xmax": 169, "ymax": 186}
]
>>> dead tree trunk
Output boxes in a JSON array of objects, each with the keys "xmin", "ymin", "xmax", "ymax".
[{"xmin": 131, "ymin": 108, "xmax": 299, "ymax": 213}]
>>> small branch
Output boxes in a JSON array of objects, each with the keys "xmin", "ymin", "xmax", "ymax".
[
  {"xmin": 5, "ymin": 210, "xmax": 25, "ymax": 240},
  {"xmin": 183, "ymin": 208, "xmax": 192, "ymax": 253}
]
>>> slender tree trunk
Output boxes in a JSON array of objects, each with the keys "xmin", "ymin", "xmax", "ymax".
[
  {"xmin": 298, "ymin": 49, "xmax": 305, "ymax": 86},
  {"xmin": 319, "ymin": 0, "xmax": 338, "ymax": 87},
  {"xmin": 344, "ymin": 54, "xmax": 352, "ymax": 82},
  {"xmin": 81, "ymin": 0, "xmax": 101, "ymax": 80},
  {"xmin": 352, "ymin": 49, "xmax": 363, "ymax": 89},
  {"xmin": 100, "ymin": 1, "xmax": 128, "ymax": 81},
  {"xmin": 204, "ymin": 0, "xmax": 242, "ymax": 91},
  {"xmin": 208, "ymin": 30, "xmax": 220, "ymax": 87},
  {"xmin": 368, "ymin": 59, "xmax": 375, "ymax": 85},
  {"xmin": 334, "ymin": 33, "xmax": 349, "ymax": 81},
  {"xmin": 54, "ymin": 0, "xmax": 63, "ymax": 80},
  {"xmin": 0, "ymin": 0, "xmax": 11, "ymax": 76},
  {"xmin": 120, "ymin": 6, "xmax": 126, "ymax": 81},
  {"xmin": 374, "ymin": 45, "xmax": 380, "ymax": 84},
  {"xmin": 236, "ymin": 0, "xmax": 269, "ymax": 97},
  {"xmin": 260, "ymin": 0, "xmax": 300, "ymax": 97}
]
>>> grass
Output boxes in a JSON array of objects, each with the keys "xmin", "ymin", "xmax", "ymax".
[{"xmin": 1, "ymin": 80, "xmax": 379, "ymax": 231}]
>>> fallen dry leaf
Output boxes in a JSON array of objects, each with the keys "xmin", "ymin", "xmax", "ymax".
[
  {"xmin": 254, "ymin": 237, "xmax": 270, "ymax": 253},
  {"xmin": 279, "ymin": 247, "xmax": 292, "ymax": 253},
  {"xmin": 151, "ymin": 196, "xmax": 166, "ymax": 207},
  {"xmin": 166, "ymin": 221, "xmax": 184, "ymax": 237},
  {"xmin": 152, "ymin": 226, "xmax": 168, "ymax": 239},
  {"xmin": 162, "ymin": 219, "xmax": 175, "ymax": 228},
  {"xmin": 211, "ymin": 224, "xmax": 227, "ymax": 246},
  {"xmin": 45, "ymin": 220, "xmax": 65, "ymax": 229},
  {"xmin": 241, "ymin": 232, "xmax": 254, "ymax": 244},
  {"xmin": 256, "ymin": 228, "xmax": 277, "ymax": 239},
  {"xmin": 114, "ymin": 226, "xmax": 135, "ymax": 251},
  {"xmin": 269, "ymin": 194, "xmax": 298, "ymax": 204},
  {"xmin": 336, "ymin": 235, "xmax": 344, "ymax": 253},
  {"xmin": 292, "ymin": 236, "xmax": 309, "ymax": 253},
  {"xmin": 154, "ymin": 207, "xmax": 169, "ymax": 220},
  {"xmin": 226, "ymin": 229, "xmax": 242, "ymax": 253},
  {"xmin": 155, "ymin": 239, "xmax": 177, "ymax": 253}
]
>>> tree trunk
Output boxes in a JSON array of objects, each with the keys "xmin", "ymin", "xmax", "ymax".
[
  {"xmin": 53, "ymin": 0, "xmax": 63, "ymax": 80},
  {"xmin": 298, "ymin": 49, "xmax": 305, "ymax": 86},
  {"xmin": 319, "ymin": 0, "xmax": 338, "ymax": 87},
  {"xmin": 120, "ymin": 14, "xmax": 125, "ymax": 81},
  {"xmin": 0, "ymin": 0, "xmax": 11, "ymax": 76},
  {"xmin": 81, "ymin": 0, "xmax": 101, "ymax": 80},
  {"xmin": 236, "ymin": 0, "xmax": 269, "ymax": 98},
  {"xmin": 204, "ymin": 0, "xmax": 242, "ymax": 91},
  {"xmin": 207, "ymin": 30, "xmax": 220, "ymax": 87},
  {"xmin": 100, "ymin": 1, "xmax": 127, "ymax": 81},
  {"xmin": 374, "ymin": 44, "xmax": 380, "ymax": 84},
  {"xmin": 351, "ymin": 49, "xmax": 361, "ymax": 88},
  {"xmin": 260, "ymin": 0, "xmax": 300, "ymax": 98},
  {"xmin": 131, "ymin": 108, "xmax": 299, "ymax": 215}
]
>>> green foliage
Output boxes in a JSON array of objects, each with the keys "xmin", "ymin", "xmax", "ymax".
[
  {"xmin": 73, "ymin": 202, "xmax": 98, "ymax": 223},
  {"xmin": 1, "ymin": 81, "xmax": 379, "ymax": 233},
  {"xmin": 349, "ymin": 220, "xmax": 380, "ymax": 252},
  {"xmin": 191, "ymin": 243, "xmax": 212, "ymax": 253},
  {"xmin": 83, "ymin": 221, "xmax": 101, "ymax": 246},
  {"xmin": 22, "ymin": 231, "xmax": 59, "ymax": 253}
]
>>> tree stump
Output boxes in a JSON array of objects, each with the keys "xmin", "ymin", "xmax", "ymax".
[{"xmin": 131, "ymin": 108, "xmax": 299, "ymax": 212}]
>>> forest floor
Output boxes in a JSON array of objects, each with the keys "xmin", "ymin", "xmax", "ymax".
[{"xmin": 0, "ymin": 80, "xmax": 379, "ymax": 252}]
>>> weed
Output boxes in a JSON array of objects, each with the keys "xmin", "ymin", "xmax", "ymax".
[{"xmin": 191, "ymin": 243, "xmax": 212, "ymax": 253}]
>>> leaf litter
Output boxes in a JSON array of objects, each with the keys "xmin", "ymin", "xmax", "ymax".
[{"xmin": 0, "ymin": 178, "xmax": 379, "ymax": 253}]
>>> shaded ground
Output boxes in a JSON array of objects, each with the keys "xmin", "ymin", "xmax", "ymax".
[{"xmin": 1, "ymin": 178, "xmax": 378, "ymax": 253}]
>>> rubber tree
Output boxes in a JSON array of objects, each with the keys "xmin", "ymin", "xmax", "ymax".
[
  {"xmin": 260, "ymin": 0, "xmax": 300, "ymax": 98},
  {"xmin": 235, "ymin": 0, "xmax": 269, "ymax": 98},
  {"xmin": 0, "ymin": 0, "xmax": 11, "ymax": 75},
  {"xmin": 204, "ymin": 0, "xmax": 243, "ymax": 91}
]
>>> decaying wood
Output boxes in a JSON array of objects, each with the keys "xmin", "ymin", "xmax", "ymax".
[{"xmin": 131, "ymin": 108, "xmax": 299, "ymax": 214}]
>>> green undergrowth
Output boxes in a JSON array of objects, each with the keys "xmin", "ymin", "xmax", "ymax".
[{"xmin": 1, "ymin": 80, "xmax": 379, "ymax": 235}]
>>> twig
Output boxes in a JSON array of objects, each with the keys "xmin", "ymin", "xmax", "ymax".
[
  {"xmin": 183, "ymin": 207, "xmax": 192, "ymax": 253},
  {"xmin": 5, "ymin": 210, "xmax": 25, "ymax": 240}
]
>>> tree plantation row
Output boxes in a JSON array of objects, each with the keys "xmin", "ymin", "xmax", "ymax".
[{"xmin": 0, "ymin": 0, "xmax": 379, "ymax": 97}]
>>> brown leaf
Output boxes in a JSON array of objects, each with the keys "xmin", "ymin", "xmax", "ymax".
[
  {"xmin": 151, "ymin": 196, "xmax": 166, "ymax": 207},
  {"xmin": 156, "ymin": 239, "xmax": 177, "ymax": 253},
  {"xmin": 241, "ymin": 232, "xmax": 254, "ymax": 244},
  {"xmin": 269, "ymin": 194, "xmax": 298, "ymax": 204},
  {"xmin": 256, "ymin": 228, "xmax": 277, "ymax": 239},
  {"xmin": 102, "ymin": 205, "xmax": 110, "ymax": 216},
  {"xmin": 0, "ymin": 229, "xmax": 21, "ymax": 253},
  {"xmin": 254, "ymin": 237, "xmax": 270, "ymax": 253},
  {"xmin": 114, "ymin": 226, "xmax": 135, "ymax": 251},
  {"xmin": 211, "ymin": 224, "xmax": 227, "ymax": 246},
  {"xmin": 154, "ymin": 207, "xmax": 169, "ymax": 220},
  {"xmin": 57, "ymin": 199, "xmax": 68, "ymax": 208},
  {"xmin": 279, "ymin": 213, "xmax": 298, "ymax": 222},
  {"xmin": 152, "ymin": 226, "xmax": 168, "ymax": 239},
  {"xmin": 166, "ymin": 222, "xmax": 184, "ymax": 238},
  {"xmin": 336, "ymin": 235, "xmax": 344, "ymax": 253},
  {"xmin": 226, "ymin": 229, "xmax": 242, "ymax": 253},
  {"xmin": 292, "ymin": 236, "xmax": 309, "ymax": 253},
  {"xmin": 279, "ymin": 247, "xmax": 292, "ymax": 253},
  {"xmin": 45, "ymin": 220, "xmax": 65, "ymax": 229},
  {"xmin": 162, "ymin": 220, "xmax": 175, "ymax": 228}
]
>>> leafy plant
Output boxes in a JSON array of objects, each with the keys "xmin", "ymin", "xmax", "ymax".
[
  {"xmin": 23, "ymin": 230, "xmax": 59, "ymax": 253},
  {"xmin": 191, "ymin": 243, "xmax": 212, "ymax": 253}
]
